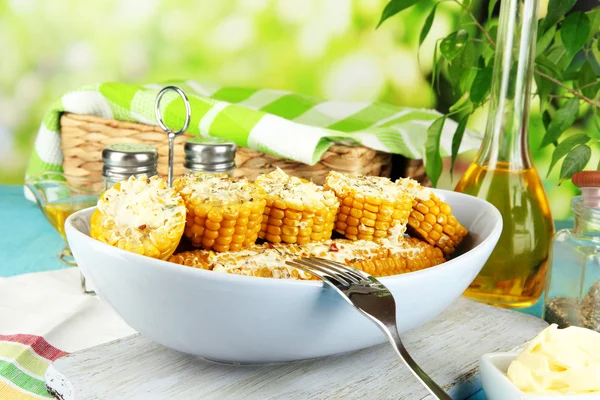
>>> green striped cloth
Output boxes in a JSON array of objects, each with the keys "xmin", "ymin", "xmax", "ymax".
[{"xmin": 27, "ymin": 81, "xmax": 481, "ymax": 178}]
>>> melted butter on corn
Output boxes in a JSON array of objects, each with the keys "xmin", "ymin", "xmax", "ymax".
[
  {"xmin": 98, "ymin": 175, "xmax": 185, "ymax": 236},
  {"xmin": 256, "ymin": 168, "xmax": 338, "ymax": 209},
  {"xmin": 325, "ymin": 171, "xmax": 407, "ymax": 203},
  {"xmin": 396, "ymin": 177, "xmax": 432, "ymax": 201},
  {"xmin": 172, "ymin": 236, "xmax": 446, "ymax": 280},
  {"xmin": 179, "ymin": 173, "xmax": 259, "ymax": 203}
]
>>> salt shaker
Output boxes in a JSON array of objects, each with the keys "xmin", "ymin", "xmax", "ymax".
[
  {"xmin": 102, "ymin": 143, "xmax": 158, "ymax": 189},
  {"xmin": 543, "ymin": 171, "xmax": 600, "ymax": 331},
  {"xmin": 184, "ymin": 137, "xmax": 236, "ymax": 175}
]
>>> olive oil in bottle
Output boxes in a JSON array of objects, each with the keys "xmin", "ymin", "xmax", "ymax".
[
  {"xmin": 455, "ymin": 163, "xmax": 554, "ymax": 307},
  {"xmin": 454, "ymin": 0, "xmax": 553, "ymax": 307}
]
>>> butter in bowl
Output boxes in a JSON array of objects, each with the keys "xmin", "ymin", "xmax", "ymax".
[{"xmin": 481, "ymin": 324, "xmax": 600, "ymax": 399}]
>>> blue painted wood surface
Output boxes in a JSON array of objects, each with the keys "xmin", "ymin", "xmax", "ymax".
[
  {"xmin": 0, "ymin": 185, "xmax": 68, "ymax": 276},
  {"xmin": 0, "ymin": 184, "xmax": 572, "ymax": 399}
]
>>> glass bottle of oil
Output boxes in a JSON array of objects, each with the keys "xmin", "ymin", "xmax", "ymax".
[{"xmin": 455, "ymin": 0, "xmax": 554, "ymax": 308}]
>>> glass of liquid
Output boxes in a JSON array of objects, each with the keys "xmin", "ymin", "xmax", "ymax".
[{"xmin": 25, "ymin": 172, "xmax": 103, "ymax": 266}]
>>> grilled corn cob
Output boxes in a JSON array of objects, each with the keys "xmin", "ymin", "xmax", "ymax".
[
  {"xmin": 397, "ymin": 178, "xmax": 468, "ymax": 256},
  {"xmin": 174, "ymin": 173, "xmax": 267, "ymax": 252},
  {"xmin": 255, "ymin": 168, "xmax": 339, "ymax": 245},
  {"xmin": 169, "ymin": 237, "xmax": 445, "ymax": 279},
  {"xmin": 90, "ymin": 175, "xmax": 186, "ymax": 260},
  {"xmin": 324, "ymin": 171, "xmax": 413, "ymax": 241}
]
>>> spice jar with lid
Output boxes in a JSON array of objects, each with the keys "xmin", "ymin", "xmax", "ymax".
[
  {"xmin": 102, "ymin": 143, "xmax": 158, "ymax": 189},
  {"xmin": 543, "ymin": 171, "xmax": 600, "ymax": 331},
  {"xmin": 184, "ymin": 137, "xmax": 236, "ymax": 175}
]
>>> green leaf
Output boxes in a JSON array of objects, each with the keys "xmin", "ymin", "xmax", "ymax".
[
  {"xmin": 448, "ymin": 41, "xmax": 477, "ymax": 92},
  {"xmin": 540, "ymin": 98, "xmax": 579, "ymax": 148},
  {"xmin": 440, "ymin": 30, "xmax": 469, "ymax": 61},
  {"xmin": 449, "ymin": 92, "xmax": 470, "ymax": 113},
  {"xmin": 547, "ymin": 133, "xmax": 591, "ymax": 176},
  {"xmin": 587, "ymin": 9, "xmax": 600, "ymax": 42},
  {"xmin": 542, "ymin": 110, "xmax": 552, "ymax": 131},
  {"xmin": 377, "ymin": 0, "xmax": 420, "ymax": 28},
  {"xmin": 450, "ymin": 115, "xmax": 468, "ymax": 179},
  {"xmin": 559, "ymin": 144, "xmax": 591, "ymax": 184},
  {"xmin": 488, "ymin": 0, "xmax": 499, "ymax": 20},
  {"xmin": 432, "ymin": 40, "xmax": 440, "ymax": 93},
  {"xmin": 546, "ymin": 44, "xmax": 568, "ymax": 67},
  {"xmin": 541, "ymin": 0, "xmax": 577, "ymax": 33},
  {"xmin": 565, "ymin": 54, "xmax": 587, "ymax": 76},
  {"xmin": 419, "ymin": 4, "xmax": 439, "ymax": 48},
  {"xmin": 462, "ymin": 0, "xmax": 471, "ymax": 9},
  {"xmin": 578, "ymin": 61, "xmax": 600, "ymax": 99},
  {"xmin": 459, "ymin": 44, "xmax": 478, "ymax": 93},
  {"xmin": 536, "ymin": 55, "xmax": 563, "ymax": 80},
  {"xmin": 482, "ymin": 45, "xmax": 495, "ymax": 66},
  {"xmin": 536, "ymin": 24, "xmax": 556, "ymax": 57},
  {"xmin": 425, "ymin": 116, "xmax": 446, "ymax": 187},
  {"xmin": 535, "ymin": 72, "xmax": 553, "ymax": 110},
  {"xmin": 560, "ymin": 12, "xmax": 591, "ymax": 64},
  {"xmin": 470, "ymin": 65, "xmax": 493, "ymax": 105}
]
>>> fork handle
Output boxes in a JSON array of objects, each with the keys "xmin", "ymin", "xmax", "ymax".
[{"xmin": 383, "ymin": 326, "xmax": 452, "ymax": 400}]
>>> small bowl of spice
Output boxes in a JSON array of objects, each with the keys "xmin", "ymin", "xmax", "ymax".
[{"xmin": 481, "ymin": 324, "xmax": 600, "ymax": 399}]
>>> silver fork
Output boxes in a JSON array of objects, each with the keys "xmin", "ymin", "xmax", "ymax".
[{"xmin": 286, "ymin": 257, "xmax": 451, "ymax": 400}]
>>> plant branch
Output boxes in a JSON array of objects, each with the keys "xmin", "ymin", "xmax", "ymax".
[
  {"xmin": 535, "ymin": 69, "xmax": 600, "ymax": 108},
  {"xmin": 548, "ymin": 94, "xmax": 572, "ymax": 100},
  {"xmin": 579, "ymin": 81, "xmax": 599, "ymax": 91},
  {"xmin": 452, "ymin": 0, "xmax": 496, "ymax": 46}
]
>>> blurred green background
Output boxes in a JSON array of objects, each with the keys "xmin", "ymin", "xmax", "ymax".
[{"xmin": 0, "ymin": 0, "xmax": 595, "ymax": 219}]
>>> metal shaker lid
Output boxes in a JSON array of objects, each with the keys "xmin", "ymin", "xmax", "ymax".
[
  {"xmin": 184, "ymin": 137, "xmax": 236, "ymax": 173},
  {"xmin": 102, "ymin": 143, "xmax": 158, "ymax": 178}
]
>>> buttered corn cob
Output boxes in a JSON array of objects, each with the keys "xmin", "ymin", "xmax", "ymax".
[
  {"xmin": 255, "ymin": 168, "xmax": 339, "ymax": 245},
  {"xmin": 398, "ymin": 178, "xmax": 468, "ymax": 256},
  {"xmin": 169, "ymin": 237, "xmax": 445, "ymax": 279},
  {"xmin": 324, "ymin": 171, "xmax": 413, "ymax": 241},
  {"xmin": 90, "ymin": 175, "xmax": 186, "ymax": 260},
  {"xmin": 174, "ymin": 173, "xmax": 267, "ymax": 252}
]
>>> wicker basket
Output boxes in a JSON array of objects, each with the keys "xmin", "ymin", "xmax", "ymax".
[{"xmin": 59, "ymin": 113, "xmax": 427, "ymax": 186}]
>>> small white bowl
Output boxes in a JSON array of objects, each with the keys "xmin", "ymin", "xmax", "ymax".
[{"xmin": 480, "ymin": 353, "xmax": 600, "ymax": 400}]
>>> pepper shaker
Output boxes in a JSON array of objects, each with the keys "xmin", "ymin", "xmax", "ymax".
[{"xmin": 184, "ymin": 137, "xmax": 236, "ymax": 176}]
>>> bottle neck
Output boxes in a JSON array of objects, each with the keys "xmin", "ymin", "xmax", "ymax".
[
  {"xmin": 572, "ymin": 196, "xmax": 600, "ymax": 236},
  {"xmin": 474, "ymin": 0, "xmax": 538, "ymax": 170}
]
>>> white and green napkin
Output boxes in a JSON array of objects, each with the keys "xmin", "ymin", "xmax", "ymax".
[{"xmin": 27, "ymin": 81, "xmax": 481, "ymax": 178}]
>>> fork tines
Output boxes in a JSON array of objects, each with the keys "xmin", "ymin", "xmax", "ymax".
[{"xmin": 286, "ymin": 257, "xmax": 370, "ymax": 285}]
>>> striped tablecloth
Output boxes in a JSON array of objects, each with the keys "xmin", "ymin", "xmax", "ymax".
[{"xmin": 0, "ymin": 268, "xmax": 135, "ymax": 399}]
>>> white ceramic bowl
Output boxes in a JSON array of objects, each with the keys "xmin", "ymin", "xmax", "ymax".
[
  {"xmin": 66, "ymin": 189, "xmax": 502, "ymax": 363},
  {"xmin": 480, "ymin": 353, "xmax": 599, "ymax": 400}
]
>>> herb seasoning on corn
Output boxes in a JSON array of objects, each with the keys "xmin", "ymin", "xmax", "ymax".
[
  {"xmin": 174, "ymin": 173, "xmax": 267, "ymax": 252},
  {"xmin": 90, "ymin": 175, "xmax": 186, "ymax": 260},
  {"xmin": 398, "ymin": 178, "xmax": 468, "ymax": 255},
  {"xmin": 169, "ymin": 237, "xmax": 445, "ymax": 279},
  {"xmin": 324, "ymin": 171, "xmax": 413, "ymax": 241},
  {"xmin": 255, "ymin": 168, "xmax": 339, "ymax": 245}
]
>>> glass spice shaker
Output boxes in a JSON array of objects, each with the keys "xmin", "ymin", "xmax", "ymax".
[
  {"xmin": 184, "ymin": 137, "xmax": 236, "ymax": 176},
  {"xmin": 543, "ymin": 171, "xmax": 600, "ymax": 331},
  {"xmin": 102, "ymin": 143, "xmax": 159, "ymax": 189}
]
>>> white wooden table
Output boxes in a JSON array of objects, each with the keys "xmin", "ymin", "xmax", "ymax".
[{"xmin": 46, "ymin": 298, "xmax": 547, "ymax": 400}]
